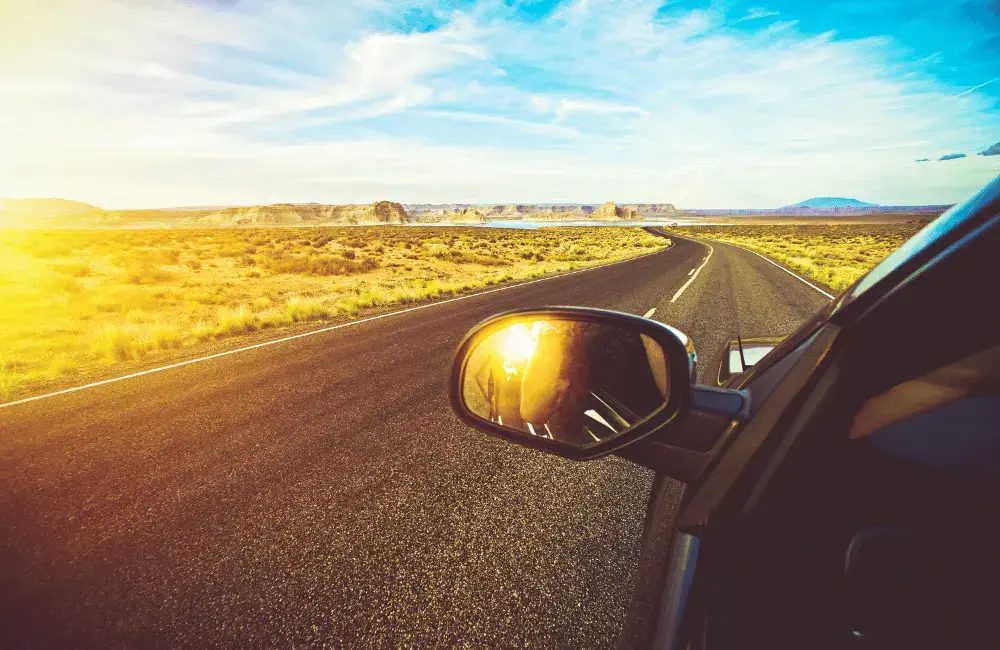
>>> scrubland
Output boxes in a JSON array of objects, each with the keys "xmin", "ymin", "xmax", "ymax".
[
  {"xmin": 670, "ymin": 223, "xmax": 924, "ymax": 292},
  {"xmin": 0, "ymin": 226, "xmax": 668, "ymax": 398}
]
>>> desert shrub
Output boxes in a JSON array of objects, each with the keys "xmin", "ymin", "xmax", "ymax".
[
  {"xmin": 0, "ymin": 224, "xmax": 674, "ymax": 398},
  {"xmin": 285, "ymin": 296, "xmax": 328, "ymax": 322},
  {"xmin": 258, "ymin": 310, "xmax": 291, "ymax": 329},
  {"xmin": 52, "ymin": 262, "xmax": 91, "ymax": 277},
  {"xmin": 125, "ymin": 308, "xmax": 152, "ymax": 324},
  {"xmin": 47, "ymin": 276, "xmax": 83, "ymax": 294},
  {"xmin": 28, "ymin": 241, "xmax": 76, "ymax": 258},
  {"xmin": 191, "ymin": 290, "xmax": 226, "ymax": 305},
  {"xmin": 215, "ymin": 305, "xmax": 257, "ymax": 336},
  {"xmin": 264, "ymin": 255, "xmax": 311, "ymax": 274},
  {"xmin": 47, "ymin": 356, "xmax": 78, "ymax": 376},
  {"xmin": 94, "ymin": 325, "xmax": 148, "ymax": 362},
  {"xmin": 672, "ymin": 224, "xmax": 922, "ymax": 291},
  {"xmin": 305, "ymin": 256, "xmax": 348, "ymax": 275},
  {"xmin": 150, "ymin": 324, "xmax": 182, "ymax": 350},
  {"xmin": 95, "ymin": 298, "xmax": 120, "ymax": 312},
  {"xmin": 125, "ymin": 264, "xmax": 173, "ymax": 284},
  {"xmin": 191, "ymin": 321, "xmax": 215, "ymax": 342},
  {"xmin": 133, "ymin": 248, "xmax": 180, "ymax": 265},
  {"xmin": 265, "ymin": 254, "xmax": 378, "ymax": 276}
]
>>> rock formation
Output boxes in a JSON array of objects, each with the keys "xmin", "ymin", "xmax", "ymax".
[
  {"xmin": 591, "ymin": 202, "xmax": 641, "ymax": 220},
  {"xmin": 197, "ymin": 202, "xmax": 410, "ymax": 226},
  {"xmin": 371, "ymin": 201, "xmax": 407, "ymax": 224}
]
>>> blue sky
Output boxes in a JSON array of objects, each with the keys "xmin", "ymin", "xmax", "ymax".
[{"xmin": 1, "ymin": 0, "xmax": 998, "ymax": 207}]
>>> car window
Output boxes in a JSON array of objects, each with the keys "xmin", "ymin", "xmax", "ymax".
[
  {"xmin": 847, "ymin": 344, "xmax": 1000, "ymax": 479},
  {"xmin": 848, "ymin": 175, "xmax": 1000, "ymax": 301}
]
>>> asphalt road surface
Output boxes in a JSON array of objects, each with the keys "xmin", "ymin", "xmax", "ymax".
[{"xmin": 0, "ymin": 233, "xmax": 830, "ymax": 649}]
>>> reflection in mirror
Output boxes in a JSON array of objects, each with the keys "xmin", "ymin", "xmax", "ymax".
[{"xmin": 462, "ymin": 319, "xmax": 670, "ymax": 449}]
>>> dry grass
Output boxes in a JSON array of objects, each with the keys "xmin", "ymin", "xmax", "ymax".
[
  {"xmin": 0, "ymin": 226, "xmax": 669, "ymax": 398},
  {"xmin": 669, "ymin": 223, "xmax": 924, "ymax": 292}
]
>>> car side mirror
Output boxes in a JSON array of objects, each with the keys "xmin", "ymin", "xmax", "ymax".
[{"xmin": 448, "ymin": 307, "xmax": 695, "ymax": 460}]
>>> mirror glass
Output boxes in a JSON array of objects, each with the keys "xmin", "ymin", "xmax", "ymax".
[{"xmin": 461, "ymin": 318, "xmax": 670, "ymax": 448}]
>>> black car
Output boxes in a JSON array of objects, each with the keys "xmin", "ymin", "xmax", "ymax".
[{"xmin": 449, "ymin": 174, "xmax": 1000, "ymax": 649}]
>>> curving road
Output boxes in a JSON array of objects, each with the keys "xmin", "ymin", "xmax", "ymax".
[{"xmin": 0, "ymin": 232, "xmax": 829, "ymax": 649}]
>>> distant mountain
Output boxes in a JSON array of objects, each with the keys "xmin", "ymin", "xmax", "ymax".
[
  {"xmin": 0, "ymin": 200, "xmax": 410, "ymax": 228},
  {"xmin": 0, "ymin": 198, "xmax": 100, "ymax": 215},
  {"xmin": 193, "ymin": 201, "xmax": 408, "ymax": 226},
  {"xmin": 783, "ymin": 197, "xmax": 879, "ymax": 210},
  {"xmin": 0, "ymin": 198, "xmax": 105, "ymax": 227},
  {"xmin": 406, "ymin": 203, "xmax": 679, "ymax": 222}
]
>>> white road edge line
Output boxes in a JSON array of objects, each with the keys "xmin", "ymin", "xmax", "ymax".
[
  {"xmin": 643, "ymin": 308, "xmax": 656, "ymax": 319},
  {"xmin": 670, "ymin": 245, "xmax": 714, "ymax": 303},
  {"xmin": 728, "ymin": 245, "xmax": 835, "ymax": 299},
  {"xmin": 1, "ymin": 245, "xmax": 671, "ymax": 410}
]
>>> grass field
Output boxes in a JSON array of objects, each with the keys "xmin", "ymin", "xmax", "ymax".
[
  {"xmin": 0, "ymin": 226, "xmax": 669, "ymax": 399},
  {"xmin": 669, "ymin": 223, "xmax": 925, "ymax": 292}
]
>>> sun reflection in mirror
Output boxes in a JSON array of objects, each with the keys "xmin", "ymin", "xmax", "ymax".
[{"xmin": 499, "ymin": 322, "xmax": 539, "ymax": 366}]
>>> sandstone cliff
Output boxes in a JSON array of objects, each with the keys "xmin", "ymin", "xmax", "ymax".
[
  {"xmin": 192, "ymin": 202, "xmax": 409, "ymax": 226},
  {"xmin": 589, "ymin": 202, "xmax": 641, "ymax": 220},
  {"xmin": 630, "ymin": 203, "xmax": 679, "ymax": 218}
]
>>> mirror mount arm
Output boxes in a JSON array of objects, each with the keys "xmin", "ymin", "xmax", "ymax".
[
  {"xmin": 690, "ymin": 385, "xmax": 750, "ymax": 420},
  {"xmin": 614, "ymin": 386, "xmax": 748, "ymax": 482},
  {"xmin": 615, "ymin": 412, "xmax": 738, "ymax": 482}
]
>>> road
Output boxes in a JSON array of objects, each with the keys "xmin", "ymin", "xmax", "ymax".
[{"xmin": 0, "ymin": 233, "xmax": 829, "ymax": 649}]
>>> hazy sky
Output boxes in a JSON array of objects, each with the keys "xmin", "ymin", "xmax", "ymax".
[{"xmin": 1, "ymin": 0, "xmax": 998, "ymax": 208}]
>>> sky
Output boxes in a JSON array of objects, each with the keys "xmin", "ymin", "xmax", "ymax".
[{"xmin": 1, "ymin": 0, "xmax": 998, "ymax": 208}]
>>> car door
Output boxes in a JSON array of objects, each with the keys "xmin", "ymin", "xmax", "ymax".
[{"xmin": 620, "ymin": 175, "xmax": 1000, "ymax": 649}]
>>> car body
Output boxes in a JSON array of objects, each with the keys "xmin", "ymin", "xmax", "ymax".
[{"xmin": 450, "ymin": 173, "xmax": 1000, "ymax": 649}]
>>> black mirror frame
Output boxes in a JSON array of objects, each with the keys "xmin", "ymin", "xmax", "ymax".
[{"xmin": 448, "ymin": 306, "xmax": 694, "ymax": 461}]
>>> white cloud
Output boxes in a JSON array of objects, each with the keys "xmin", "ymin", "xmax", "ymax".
[
  {"xmin": 0, "ymin": 0, "xmax": 997, "ymax": 208},
  {"xmin": 529, "ymin": 96, "xmax": 649, "ymax": 120},
  {"xmin": 422, "ymin": 110, "xmax": 583, "ymax": 139}
]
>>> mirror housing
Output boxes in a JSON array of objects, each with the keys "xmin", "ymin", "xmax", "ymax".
[{"xmin": 449, "ymin": 307, "xmax": 695, "ymax": 461}]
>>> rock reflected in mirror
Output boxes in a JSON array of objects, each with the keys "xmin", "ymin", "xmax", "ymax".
[{"xmin": 462, "ymin": 319, "xmax": 670, "ymax": 449}]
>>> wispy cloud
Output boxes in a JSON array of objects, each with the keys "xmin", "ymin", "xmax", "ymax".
[
  {"xmin": 1, "ymin": 0, "xmax": 998, "ymax": 208},
  {"xmin": 735, "ymin": 7, "xmax": 781, "ymax": 23},
  {"xmin": 420, "ymin": 110, "xmax": 584, "ymax": 139},
  {"xmin": 529, "ymin": 96, "xmax": 649, "ymax": 120},
  {"xmin": 950, "ymin": 77, "xmax": 999, "ymax": 98},
  {"xmin": 940, "ymin": 153, "xmax": 968, "ymax": 161}
]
